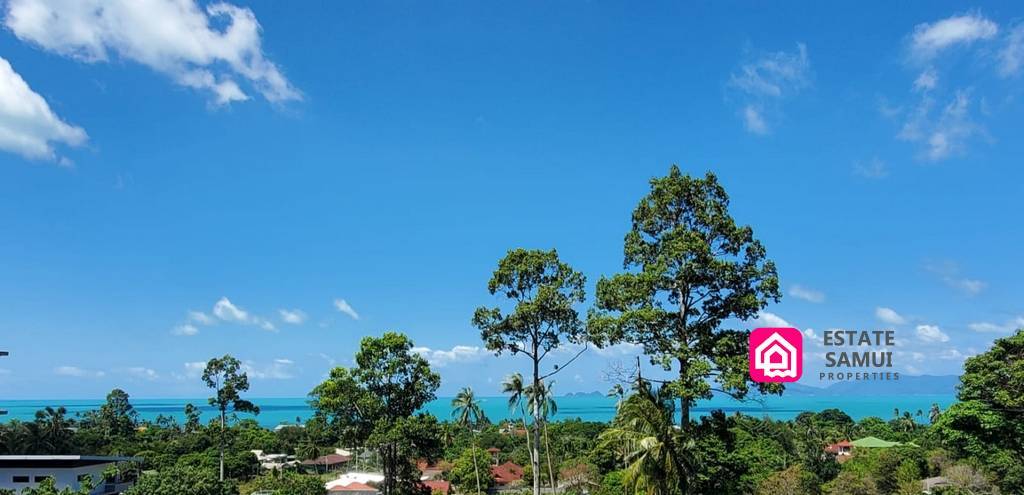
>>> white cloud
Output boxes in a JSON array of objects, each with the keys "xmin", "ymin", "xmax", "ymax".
[
  {"xmin": 593, "ymin": 342, "xmax": 643, "ymax": 357},
  {"xmin": 244, "ymin": 358, "xmax": 295, "ymax": 380},
  {"xmin": 898, "ymin": 90, "xmax": 982, "ymax": 161},
  {"xmin": 968, "ymin": 316, "xmax": 1024, "ymax": 333},
  {"xmin": 753, "ymin": 311, "xmax": 791, "ymax": 328},
  {"xmin": 123, "ymin": 367, "xmax": 159, "ymax": 381},
  {"xmin": 789, "ymin": 284, "xmax": 825, "ymax": 303},
  {"xmin": 412, "ymin": 345, "xmax": 487, "ymax": 367},
  {"xmin": 875, "ymin": 307, "xmax": 907, "ymax": 325},
  {"xmin": 742, "ymin": 105, "xmax": 768, "ymax": 135},
  {"xmin": 728, "ymin": 43, "xmax": 811, "ymax": 134},
  {"xmin": 913, "ymin": 68, "xmax": 938, "ymax": 92},
  {"xmin": 0, "ymin": 56, "xmax": 86, "ymax": 164},
  {"xmin": 173, "ymin": 323, "xmax": 199, "ymax": 336},
  {"xmin": 853, "ymin": 157, "xmax": 889, "ymax": 179},
  {"xmin": 925, "ymin": 260, "xmax": 986, "ymax": 295},
  {"xmin": 4, "ymin": 0, "xmax": 301, "ymax": 105},
  {"xmin": 333, "ymin": 298, "xmax": 360, "ymax": 320},
  {"xmin": 279, "ymin": 308, "xmax": 307, "ymax": 325},
  {"xmin": 999, "ymin": 24, "xmax": 1024, "ymax": 76},
  {"xmin": 54, "ymin": 366, "xmax": 105, "ymax": 378},
  {"xmin": 213, "ymin": 297, "xmax": 249, "ymax": 322},
  {"xmin": 209, "ymin": 297, "xmax": 276, "ymax": 331},
  {"xmin": 909, "ymin": 13, "xmax": 998, "ymax": 62},
  {"xmin": 188, "ymin": 310, "xmax": 215, "ymax": 325},
  {"xmin": 916, "ymin": 324, "xmax": 950, "ymax": 343},
  {"xmin": 729, "ymin": 43, "xmax": 811, "ymax": 98},
  {"xmin": 182, "ymin": 361, "xmax": 206, "ymax": 379}
]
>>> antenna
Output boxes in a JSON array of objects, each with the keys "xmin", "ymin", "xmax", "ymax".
[{"xmin": 0, "ymin": 350, "xmax": 6, "ymax": 416}]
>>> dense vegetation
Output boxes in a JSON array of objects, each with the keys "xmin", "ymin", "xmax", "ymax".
[{"xmin": 0, "ymin": 167, "xmax": 1020, "ymax": 494}]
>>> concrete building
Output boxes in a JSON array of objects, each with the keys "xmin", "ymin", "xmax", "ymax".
[{"xmin": 0, "ymin": 455, "xmax": 139, "ymax": 494}]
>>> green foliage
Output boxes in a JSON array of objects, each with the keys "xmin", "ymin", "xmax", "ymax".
[
  {"xmin": 241, "ymin": 472, "xmax": 326, "ymax": 495},
  {"xmin": 18, "ymin": 476, "xmax": 92, "ymax": 495},
  {"xmin": 310, "ymin": 332, "xmax": 442, "ymax": 495},
  {"xmin": 932, "ymin": 329, "xmax": 1024, "ymax": 493},
  {"xmin": 588, "ymin": 166, "xmax": 782, "ymax": 430},
  {"xmin": 755, "ymin": 465, "xmax": 820, "ymax": 495},
  {"xmin": 448, "ymin": 447, "xmax": 494, "ymax": 492},
  {"xmin": 824, "ymin": 470, "xmax": 878, "ymax": 495},
  {"xmin": 126, "ymin": 465, "xmax": 234, "ymax": 495}
]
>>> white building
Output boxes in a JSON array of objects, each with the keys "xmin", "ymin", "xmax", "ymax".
[{"xmin": 0, "ymin": 455, "xmax": 138, "ymax": 494}]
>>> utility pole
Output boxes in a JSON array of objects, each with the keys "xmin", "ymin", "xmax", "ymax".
[{"xmin": 0, "ymin": 351, "xmax": 7, "ymax": 416}]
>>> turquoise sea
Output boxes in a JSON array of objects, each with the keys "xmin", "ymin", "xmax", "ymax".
[{"xmin": 0, "ymin": 394, "xmax": 957, "ymax": 428}]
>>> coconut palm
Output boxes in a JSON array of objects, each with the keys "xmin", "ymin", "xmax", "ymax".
[
  {"xmin": 608, "ymin": 384, "xmax": 626, "ymax": 409},
  {"xmin": 34, "ymin": 406, "xmax": 73, "ymax": 454},
  {"xmin": 598, "ymin": 386, "xmax": 694, "ymax": 495},
  {"xmin": 502, "ymin": 373, "xmax": 535, "ymax": 474},
  {"xmin": 452, "ymin": 387, "xmax": 488, "ymax": 495},
  {"xmin": 298, "ymin": 440, "xmax": 326, "ymax": 474},
  {"xmin": 929, "ymin": 403, "xmax": 942, "ymax": 424}
]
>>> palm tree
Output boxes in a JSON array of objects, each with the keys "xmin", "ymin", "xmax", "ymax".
[
  {"xmin": 929, "ymin": 403, "xmax": 942, "ymax": 424},
  {"xmin": 298, "ymin": 440, "xmax": 326, "ymax": 474},
  {"xmin": 452, "ymin": 387, "xmax": 488, "ymax": 495},
  {"xmin": 598, "ymin": 385, "xmax": 693, "ymax": 494},
  {"xmin": 608, "ymin": 384, "xmax": 626, "ymax": 409},
  {"xmin": 34, "ymin": 406, "xmax": 72, "ymax": 454},
  {"xmin": 528, "ymin": 381, "xmax": 559, "ymax": 492},
  {"xmin": 502, "ymin": 373, "xmax": 534, "ymax": 475}
]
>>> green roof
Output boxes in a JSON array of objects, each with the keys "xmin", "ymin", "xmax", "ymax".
[{"xmin": 850, "ymin": 436, "xmax": 902, "ymax": 448}]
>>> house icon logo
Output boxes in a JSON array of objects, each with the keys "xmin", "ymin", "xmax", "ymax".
[{"xmin": 749, "ymin": 327, "xmax": 803, "ymax": 383}]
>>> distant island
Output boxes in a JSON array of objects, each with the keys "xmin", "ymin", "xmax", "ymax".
[
  {"xmin": 562, "ymin": 391, "xmax": 605, "ymax": 398},
  {"xmin": 783, "ymin": 375, "xmax": 960, "ymax": 396}
]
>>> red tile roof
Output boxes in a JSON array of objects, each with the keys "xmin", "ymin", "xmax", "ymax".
[
  {"xmin": 328, "ymin": 481, "xmax": 378, "ymax": 493},
  {"xmin": 420, "ymin": 480, "xmax": 451, "ymax": 494},
  {"xmin": 491, "ymin": 461, "xmax": 524, "ymax": 485}
]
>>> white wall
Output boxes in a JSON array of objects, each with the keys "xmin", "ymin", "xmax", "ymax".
[{"xmin": 0, "ymin": 464, "xmax": 110, "ymax": 493}]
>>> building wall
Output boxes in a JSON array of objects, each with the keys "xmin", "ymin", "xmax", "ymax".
[{"xmin": 0, "ymin": 464, "xmax": 110, "ymax": 493}]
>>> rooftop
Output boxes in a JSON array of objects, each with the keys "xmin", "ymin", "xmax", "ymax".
[{"xmin": 0, "ymin": 455, "xmax": 140, "ymax": 468}]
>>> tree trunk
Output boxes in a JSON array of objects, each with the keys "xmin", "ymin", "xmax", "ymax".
[
  {"xmin": 219, "ymin": 408, "xmax": 226, "ymax": 482},
  {"xmin": 543, "ymin": 419, "xmax": 556, "ymax": 493},
  {"xmin": 532, "ymin": 353, "xmax": 541, "ymax": 495},
  {"xmin": 472, "ymin": 433, "xmax": 481, "ymax": 494}
]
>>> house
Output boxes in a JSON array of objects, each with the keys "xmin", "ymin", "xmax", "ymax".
[
  {"xmin": 0, "ymin": 455, "xmax": 139, "ymax": 494},
  {"xmin": 420, "ymin": 480, "xmax": 451, "ymax": 494},
  {"xmin": 850, "ymin": 436, "xmax": 904, "ymax": 448},
  {"xmin": 325, "ymin": 472, "xmax": 385, "ymax": 493},
  {"xmin": 250, "ymin": 450, "xmax": 298, "ymax": 471},
  {"xmin": 824, "ymin": 440, "xmax": 852, "ymax": 456},
  {"xmin": 416, "ymin": 459, "xmax": 448, "ymax": 480},
  {"xmin": 301, "ymin": 453, "xmax": 351, "ymax": 472},
  {"xmin": 328, "ymin": 481, "xmax": 378, "ymax": 494},
  {"xmin": 491, "ymin": 461, "xmax": 524, "ymax": 486},
  {"xmin": 921, "ymin": 476, "xmax": 951, "ymax": 494},
  {"xmin": 486, "ymin": 447, "xmax": 502, "ymax": 466}
]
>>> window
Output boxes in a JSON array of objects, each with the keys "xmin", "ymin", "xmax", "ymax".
[
  {"xmin": 35, "ymin": 476, "xmax": 51, "ymax": 483},
  {"xmin": 12, "ymin": 475, "xmax": 29, "ymax": 483},
  {"xmin": 77, "ymin": 474, "xmax": 90, "ymax": 482}
]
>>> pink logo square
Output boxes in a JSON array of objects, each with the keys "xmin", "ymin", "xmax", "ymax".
[{"xmin": 749, "ymin": 327, "xmax": 803, "ymax": 383}]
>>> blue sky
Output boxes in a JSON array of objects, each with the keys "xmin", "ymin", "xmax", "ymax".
[{"xmin": 1, "ymin": 1, "xmax": 1023, "ymax": 399}]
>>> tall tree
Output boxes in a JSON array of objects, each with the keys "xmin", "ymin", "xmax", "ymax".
[
  {"xmin": 202, "ymin": 355, "xmax": 259, "ymax": 484},
  {"xmin": 310, "ymin": 332, "xmax": 442, "ymax": 495},
  {"xmin": 473, "ymin": 248, "xmax": 587, "ymax": 495},
  {"xmin": 451, "ymin": 387, "xmax": 488, "ymax": 495},
  {"xmin": 589, "ymin": 166, "xmax": 782, "ymax": 430}
]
